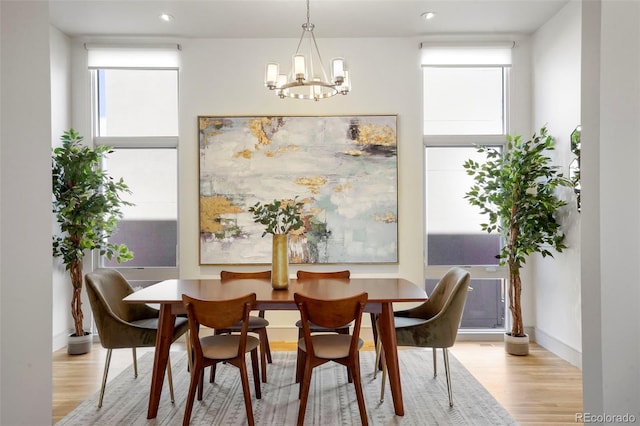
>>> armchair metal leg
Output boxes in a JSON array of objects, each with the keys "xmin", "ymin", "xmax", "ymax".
[
  {"xmin": 373, "ymin": 332, "xmax": 382, "ymax": 378},
  {"xmin": 98, "ymin": 349, "xmax": 113, "ymax": 408},
  {"xmin": 433, "ymin": 347, "xmax": 437, "ymax": 377},
  {"xmin": 99, "ymin": 348, "xmax": 175, "ymax": 408},
  {"xmin": 166, "ymin": 354, "xmax": 175, "ymax": 403},
  {"xmin": 132, "ymin": 347, "xmax": 138, "ymax": 378},
  {"xmin": 442, "ymin": 348, "xmax": 453, "ymax": 407},
  {"xmin": 379, "ymin": 346, "xmax": 387, "ymax": 403}
]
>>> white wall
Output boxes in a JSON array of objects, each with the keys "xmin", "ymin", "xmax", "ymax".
[
  {"xmin": 530, "ymin": 0, "xmax": 582, "ymax": 367},
  {"xmin": 50, "ymin": 25, "xmax": 73, "ymax": 351},
  {"xmin": 0, "ymin": 1, "xmax": 53, "ymax": 424},
  {"xmin": 177, "ymin": 37, "xmax": 423, "ymax": 335},
  {"xmin": 582, "ymin": 0, "xmax": 640, "ymax": 417}
]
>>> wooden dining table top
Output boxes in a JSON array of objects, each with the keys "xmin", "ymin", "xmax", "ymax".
[{"xmin": 123, "ymin": 277, "xmax": 427, "ymax": 307}]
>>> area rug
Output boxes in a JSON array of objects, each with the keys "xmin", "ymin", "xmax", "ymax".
[{"xmin": 56, "ymin": 350, "xmax": 517, "ymax": 425}]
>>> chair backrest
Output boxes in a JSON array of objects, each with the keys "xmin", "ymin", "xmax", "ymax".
[
  {"xmin": 220, "ymin": 270, "xmax": 271, "ymax": 280},
  {"xmin": 182, "ymin": 293, "xmax": 256, "ymax": 330},
  {"xmin": 295, "ymin": 292, "xmax": 367, "ymax": 354},
  {"xmin": 407, "ymin": 267, "xmax": 470, "ymax": 320},
  {"xmin": 85, "ymin": 268, "xmax": 157, "ymax": 324},
  {"xmin": 182, "ymin": 293, "xmax": 256, "ymax": 357},
  {"xmin": 401, "ymin": 267, "xmax": 470, "ymax": 348},
  {"xmin": 296, "ymin": 270, "xmax": 351, "ymax": 280}
]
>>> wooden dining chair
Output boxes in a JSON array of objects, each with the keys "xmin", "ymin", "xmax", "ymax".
[
  {"xmin": 182, "ymin": 293, "xmax": 262, "ymax": 426},
  {"xmin": 212, "ymin": 270, "xmax": 272, "ymax": 383},
  {"xmin": 295, "ymin": 291, "xmax": 369, "ymax": 426},
  {"xmin": 294, "ymin": 270, "xmax": 352, "ymax": 382},
  {"xmin": 376, "ymin": 267, "xmax": 470, "ymax": 406}
]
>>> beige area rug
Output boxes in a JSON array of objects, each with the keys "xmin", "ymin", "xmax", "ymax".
[{"xmin": 56, "ymin": 350, "xmax": 517, "ymax": 425}]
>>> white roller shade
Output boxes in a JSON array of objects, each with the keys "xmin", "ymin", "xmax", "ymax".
[
  {"xmin": 86, "ymin": 43, "xmax": 180, "ymax": 69},
  {"xmin": 421, "ymin": 42, "xmax": 514, "ymax": 67}
]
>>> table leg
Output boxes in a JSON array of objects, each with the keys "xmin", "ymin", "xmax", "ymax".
[
  {"xmin": 379, "ymin": 302, "xmax": 404, "ymax": 416},
  {"xmin": 147, "ymin": 304, "xmax": 175, "ymax": 419}
]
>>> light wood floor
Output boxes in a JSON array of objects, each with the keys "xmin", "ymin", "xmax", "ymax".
[{"xmin": 53, "ymin": 340, "xmax": 583, "ymax": 425}]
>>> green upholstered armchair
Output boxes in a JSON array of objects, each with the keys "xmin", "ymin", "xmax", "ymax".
[
  {"xmin": 85, "ymin": 268, "xmax": 189, "ymax": 408},
  {"xmin": 378, "ymin": 267, "xmax": 470, "ymax": 407}
]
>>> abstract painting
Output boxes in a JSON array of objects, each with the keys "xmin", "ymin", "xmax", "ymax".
[{"xmin": 199, "ymin": 115, "xmax": 398, "ymax": 264}]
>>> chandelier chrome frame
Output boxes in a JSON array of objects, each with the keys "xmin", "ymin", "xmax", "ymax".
[{"xmin": 264, "ymin": 0, "xmax": 350, "ymax": 101}]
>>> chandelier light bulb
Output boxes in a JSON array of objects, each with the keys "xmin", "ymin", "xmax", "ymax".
[
  {"xmin": 293, "ymin": 55, "xmax": 307, "ymax": 81},
  {"xmin": 265, "ymin": 63, "xmax": 279, "ymax": 89}
]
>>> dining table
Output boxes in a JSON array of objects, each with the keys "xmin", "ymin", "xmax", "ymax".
[{"xmin": 123, "ymin": 276, "xmax": 427, "ymax": 419}]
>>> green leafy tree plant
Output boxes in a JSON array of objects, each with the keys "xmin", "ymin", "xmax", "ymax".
[
  {"xmin": 248, "ymin": 198, "xmax": 305, "ymax": 236},
  {"xmin": 463, "ymin": 126, "xmax": 571, "ymax": 338},
  {"xmin": 52, "ymin": 129, "xmax": 134, "ymax": 338}
]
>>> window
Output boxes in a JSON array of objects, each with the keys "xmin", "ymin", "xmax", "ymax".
[
  {"xmin": 88, "ymin": 44, "xmax": 180, "ymax": 285},
  {"xmin": 101, "ymin": 148, "xmax": 177, "ymax": 269},
  {"xmin": 423, "ymin": 42, "xmax": 512, "ymax": 332},
  {"xmin": 424, "ymin": 67, "xmax": 506, "ymax": 135},
  {"xmin": 96, "ymin": 69, "xmax": 178, "ymax": 137}
]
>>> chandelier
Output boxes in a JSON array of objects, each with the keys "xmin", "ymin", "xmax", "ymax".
[{"xmin": 264, "ymin": 0, "xmax": 350, "ymax": 101}]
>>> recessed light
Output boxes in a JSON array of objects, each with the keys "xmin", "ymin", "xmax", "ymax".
[
  {"xmin": 159, "ymin": 13, "xmax": 174, "ymax": 22},
  {"xmin": 421, "ymin": 12, "xmax": 436, "ymax": 20}
]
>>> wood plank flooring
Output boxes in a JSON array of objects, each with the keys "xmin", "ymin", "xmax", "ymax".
[{"xmin": 52, "ymin": 340, "xmax": 582, "ymax": 425}]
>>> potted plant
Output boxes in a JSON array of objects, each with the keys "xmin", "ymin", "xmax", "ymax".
[
  {"xmin": 248, "ymin": 198, "xmax": 304, "ymax": 289},
  {"xmin": 52, "ymin": 129, "xmax": 134, "ymax": 354},
  {"xmin": 463, "ymin": 126, "xmax": 571, "ymax": 355}
]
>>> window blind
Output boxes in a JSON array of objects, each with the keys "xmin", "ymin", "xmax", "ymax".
[
  {"xmin": 420, "ymin": 41, "xmax": 514, "ymax": 67},
  {"xmin": 85, "ymin": 43, "xmax": 180, "ymax": 69}
]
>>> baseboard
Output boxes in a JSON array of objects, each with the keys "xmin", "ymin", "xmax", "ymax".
[
  {"xmin": 456, "ymin": 330, "xmax": 506, "ymax": 341},
  {"xmin": 52, "ymin": 331, "xmax": 68, "ymax": 351},
  {"xmin": 533, "ymin": 327, "xmax": 582, "ymax": 369}
]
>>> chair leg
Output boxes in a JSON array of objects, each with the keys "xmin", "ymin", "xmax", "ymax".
[
  {"xmin": 239, "ymin": 357, "xmax": 256, "ymax": 426},
  {"xmin": 183, "ymin": 359, "xmax": 201, "ymax": 426},
  {"xmin": 296, "ymin": 344, "xmax": 305, "ymax": 387},
  {"xmin": 185, "ymin": 330, "xmax": 193, "ymax": 372},
  {"xmin": 198, "ymin": 363, "xmax": 207, "ymax": 401},
  {"xmin": 370, "ymin": 312, "xmax": 379, "ymax": 351},
  {"xmin": 258, "ymin": 329, "xmax": 268, "ymax": 383},
  {"xmin": 351, "ymin": 356, "xmax": 369, "ymax": 426},
  {"xmin": 297, "ymin": 354, "xmax": 313, "ymax": 426},
  {"xmin": 167, "ymin": 354, "xmax": 175, "ymax": 403},
  {"xmin": 379, "ymin": 346, "xmax": 387, "ymax": 403},
  {"xmin": 98, "ymin": 348, "xmax": 113, "ymax": 408},
  {"xmin": 210, "ymin": 329, "xmax": 221, "ymax": 383},
  {"xmin": 373, "ymin": 318, "xmax": 382, "ymax": 378},
  {"xmin": 258, "ymin": 311, "xmax": 273, "ymax": 363},
  {"xmin": 443, "ymin": 348, "xmax": 454, "ymax": 407},
  {"xmin": 250, "ymin": 348, "xmax": 262, "ymax": 399},
  {"xmin": 433, "ymin": 347, "xmax": 437, "ymax": 377},
  {"xmin": 132, "ymin": 347, "xmax": 138, "ymax": 378},
  {"xmin": 295, "ymin": 328, "xmax": 304, "ymax": 383},
  {"xmin": 263, "ymin": 330, "xmax": 273, "ymax": 363}
]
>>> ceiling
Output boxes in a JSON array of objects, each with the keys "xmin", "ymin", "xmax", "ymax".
[{"xmin": 49, "ymin": 0, "xmax": 570, "ymax": 39}]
